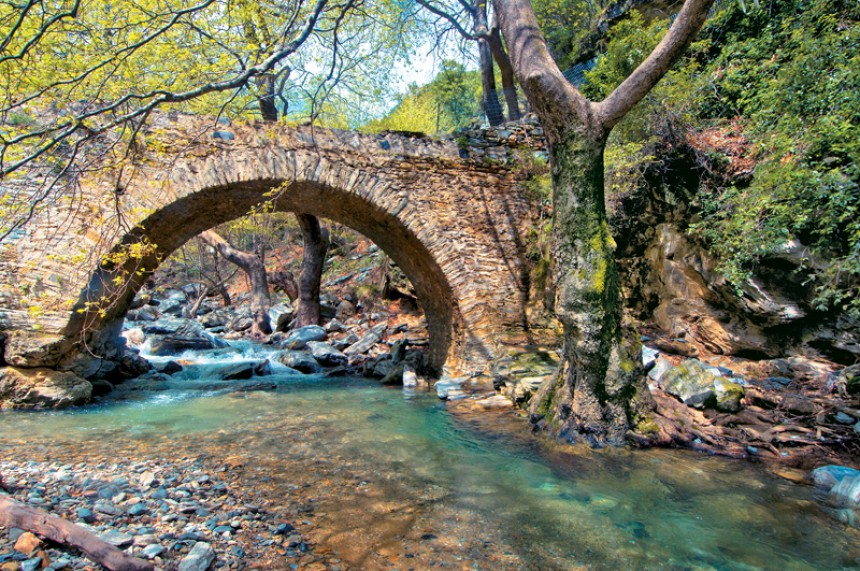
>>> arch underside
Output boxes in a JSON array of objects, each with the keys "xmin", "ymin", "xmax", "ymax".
[{"xmin": 66, "ymin": 178, "xmax": 463, "ymax": 372}]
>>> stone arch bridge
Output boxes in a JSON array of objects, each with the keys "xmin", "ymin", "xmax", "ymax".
[{"xmin": 0, "ymin": 117, "xmax": 544, "ymax": 379}]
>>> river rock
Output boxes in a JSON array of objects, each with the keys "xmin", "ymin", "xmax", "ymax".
[
  {"xmin": 219, "ymin": 360, "xmax": 273, "ymax": 380},
  {"xmin": 268, "ymin": 304, "xmax": 294, "ymax": 332},
  {"xmin": 402, "ymin": 364, "xmax": 418, "ymax": 387},
  {"xmin": 121, "ymin": 327, "xmax": 146, "ymax": 347},
  {"xmin": 713, "ymin": 377, "xmax": 745, "ymax": 412},
  {"xmin": 660, "ymin": 360, "xmax": 718, "ymax": 408},
  {"xmin": 305, "ymin": 342, "xmax": 347, "ymax": 366},
  {"xmin": 435, "ymin": 376, "xmax": 468, "ymax": 399},
  {"xmin": 0, "ymin": 367, "xmax": 92, "ymax": 409},
  {"xmin": 127, "ymin": 305, "xmax": 160, "ymax": 322},
  {"xmin": 199, "ymin": 310, "xmax": 230, "ymax": 329},
  {"xmin": 282, "ymin": 325, "xmax": 327, "ymax": 350},
  {"xmin": 276, "ymin": 351, "xmax": 323, "ymax": 374},
  {"xmin": 343, "ymin": 332, "xmax": 380, "ymax": 356},
  {"xmin": 178, "ymin": 541, "xmax": 216, "ymax": 571},
  {"xmin": 811, "ymin": 465, "xmax": 860, "ymax": 528}
]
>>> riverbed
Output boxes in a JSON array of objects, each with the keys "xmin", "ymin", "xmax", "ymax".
[{"xmin": 1, "ymin": 346, "xmax": 859, "ymax": 570}]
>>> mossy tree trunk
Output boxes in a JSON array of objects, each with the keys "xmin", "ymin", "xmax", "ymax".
[
  {"xmin": 494, "ymin": 0, "xmax": 715, "ymax": 445},
  {"xmin": 529, "ymin": 126, "xmax": 650, "ymax": 445}
]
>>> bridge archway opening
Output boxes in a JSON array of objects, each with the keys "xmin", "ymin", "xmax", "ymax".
[{"xmin": 67, "ymin": 178, "xmax": 460, "ymax": 372}]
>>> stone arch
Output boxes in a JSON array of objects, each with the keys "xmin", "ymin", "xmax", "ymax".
[
  {"xmin": 0, "ymin": 121, "xmax": 535, "ymax": 378},
  {"xmin": 67, "ymin": 175, "xmax": 460, "ymax": 371}
]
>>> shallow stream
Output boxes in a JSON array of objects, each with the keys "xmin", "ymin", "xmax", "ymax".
[{"xmin": 1, "ymin": 343, "xmax": 858, "ymax": 570}]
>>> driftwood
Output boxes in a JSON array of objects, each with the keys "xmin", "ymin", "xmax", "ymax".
[{"xmin": 0, "ymin": 494, "xmax": 153, "ymax": 571}]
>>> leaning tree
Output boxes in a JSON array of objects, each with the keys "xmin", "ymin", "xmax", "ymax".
[{"xmin": 493, "ymin": 0, "xmax": 716, "ymax": 445}]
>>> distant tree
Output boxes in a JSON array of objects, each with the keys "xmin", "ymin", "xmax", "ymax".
[{"xmin": 416, "ymin": 0, "xmax": 521, "ymax": 124}]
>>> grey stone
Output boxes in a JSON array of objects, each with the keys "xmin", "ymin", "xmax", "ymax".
[
  {"xmin": 219, "ymin": 360, "xmax": 273, "ymax": 380},
  {"xmin": 268, "ymin": 303, "xmax": 294, "ymax": 332},
  {"xmin": 343, "ymin": 332, "xmax": 380, "ymax": 356},
  {"xmin": 276, "ymin": 351, "xmax": 322, "ymax": 374},
  {"xmin": 142, "ymin": 544, "xmax": 165, "ymax": 559},
  {"xmin": 660, "ymin": 360, "xmax": 717, "ymax": 408},
  {"xmin": 305, "ymin": 342, "xmax": 347, "ymax": 366},
  {"xmin": 282, "ymin": 325, "xmax": 327, "ymax": 350},
  {"xmin": 178, "ymin": 541, "xmax": 216, "ymax": 571},
  {"xmin": 99, "ymin": 529, "xmax": 134, "ymax": 547}
]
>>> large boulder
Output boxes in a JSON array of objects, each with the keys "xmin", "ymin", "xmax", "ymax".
[
  {"xmin": 276, "ymin": 351, "xmax": 323, "ymax": 374},
  {"xmin": 306, "ymin": 342, "xmax": 348, "ymax": 366},
  {"xmin": 659, "ymin": 360, "xmax": 718, "ymax": 408},
  {"xmin": 282, "ymin": 325, "xmax": 327, "ymax": 350},
  {"xmin": 219, "ymin": 360, "xmax": 273, "ymax": 380},
  {"xmin": 343, "ymin": 332, "xmax": 381, "ymax": 356},
  {"xmin": 268, "ymin": 303, "xmax": 294, "ymax": 332},
  {"xmin": 0, "ymin": 367, "xmax": 92, "ymax": 409}
]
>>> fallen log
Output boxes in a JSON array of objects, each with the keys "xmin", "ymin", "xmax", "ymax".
[{"xmin": 0, "ymin": 494, "xmax": 153, "ymax": 571}]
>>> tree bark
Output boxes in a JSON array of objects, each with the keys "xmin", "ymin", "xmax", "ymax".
[
  {"xmin": 493, "ymin": 0, "xmax": 715, "ymax": 445},
  {"xmin": 488, "ymin": 26, "xmax": 521, "ymax": 121},
  {"xmin": 199, "ymin": 230, "xmax": 272, "ymax": 335},
  {"xmin": 257, "ymin": 74, "xmax": 279, "ymax": 122},
  {"xmin": 0, "ymin": 495, "xmax": 154, "ymax": 571},
  {"xmin": 528, "ymin": 127, "xmax": 651, "ymax": 445},
  {"xmin": 295, "ymin": 214, "xmax": 330, "ymax": 327},
  {"xmin": 475, "ymin": 2, "xmax": 504, "ymax": 126}
]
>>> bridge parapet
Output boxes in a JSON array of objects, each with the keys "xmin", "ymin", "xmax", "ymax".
[{"xmin": 0, "ymin": 116, "xmax": 545, "ymax": 378}]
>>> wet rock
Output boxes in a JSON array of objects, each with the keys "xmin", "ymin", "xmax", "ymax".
[
  {"xmin": 268, "ymin": 304, "xmax": 294, "ymax": 332},
  {"xmin": 343, "ymin": 332, "xmax": 380, "ymax": 356},
  {"xmin": 276, "ymin": 351, "xmax": 322, "ymax": 374},
  {"xmin": 435, "ymin": 376, "xmax": 468, "ymax": 400},
  {"xmin": 158, "ymin": 361, "xmax": 183, "ymax": 375},
  {"xmin": 282, "ymin": 326, "xmax": 327, "ymax": 350},
  {"xmin": 127, "ymin": 305, "xmax": 160, "ymax": 322},
  {"xmin": 122, "ymin": 328, "xmax": 146, "ymax": 347},
  {"xmin": 305, "ymin": 342, "xmax": 347, "ymax": 366},
  {"xmin": 199, "ymin": 310, "xmax": 230, "ymax": 329},
  {"xmin": 0, "ymin": 368, "xmax": 92, "ymax": 410},
  {"xmin": 402, "ymin": 364, "xmax": 418, "ymax": 387},
  {"xmin": 811, "ymin": 465, "xmax": 860, "ymax": 528},
  {"xmin": 219, "ymin": 360, "xmax": 273, "ymax": 380},
  {"xmin": 177, "ymin": 541, "xmax": 216, "ymax": 571}
]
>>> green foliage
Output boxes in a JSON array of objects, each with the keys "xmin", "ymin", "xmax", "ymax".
[
  {"xmin": 531, "ymin": 0, "xmax": 610, "ymax": 69},
  {"xmin": 583, "ymin": 0, "xmax": 860, "ymax": 316},
  {"xmin": 362, "ymin": 61, "xmax": 482, "ymax": 134}
]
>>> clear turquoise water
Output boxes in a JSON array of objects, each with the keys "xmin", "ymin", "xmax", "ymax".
[{"xmin": 1, "ymin": 356, "xmax": 858, "ymax": 570}]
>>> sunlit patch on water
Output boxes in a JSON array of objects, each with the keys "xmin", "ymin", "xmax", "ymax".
[{"xmin": 2, "ymin": 349, "xmax": 859, "ymax": 570}]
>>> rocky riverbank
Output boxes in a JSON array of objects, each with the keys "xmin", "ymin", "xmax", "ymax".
[{"xmin": 0, "ymin": 456, "xmax": 334, "ymax": 571}]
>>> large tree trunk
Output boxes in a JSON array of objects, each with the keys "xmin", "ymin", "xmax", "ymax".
[
  {"xmin": 295, "ymin": 214, "xmax": 330, "ymax": 327},
  {"xmin": 494, "ymin": 0, "xmax": 715, "ymax": 445},
  {"xmin": 528, "ymin": 127, "xmax": 651, "ymax": 445},
  {"xmin": 488, "ymin": 26, "xmax": 521, "ymax": 121},
  {"xmin": 199, "ymin": 231, "xmax": 272, "ymax": 335}
]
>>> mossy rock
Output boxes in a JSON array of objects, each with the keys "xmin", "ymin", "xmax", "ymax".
[{"xmin": 713, "ymin": 377, "xmax": 745, "ymax": 412}]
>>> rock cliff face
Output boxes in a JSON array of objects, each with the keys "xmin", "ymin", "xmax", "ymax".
[{"xmin": 610, "ymin": 151, "xmax": 859, "ymax": 367}]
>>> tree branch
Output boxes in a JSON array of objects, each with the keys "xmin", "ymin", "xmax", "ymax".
[{"xmin": 596, "ymin": 0, "xmax": 715, "ymax": 128}]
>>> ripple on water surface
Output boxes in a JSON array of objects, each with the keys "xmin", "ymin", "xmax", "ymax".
[{"xmin": 1, "ymin": 373, "xmax": 858, "ymax": 570}]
